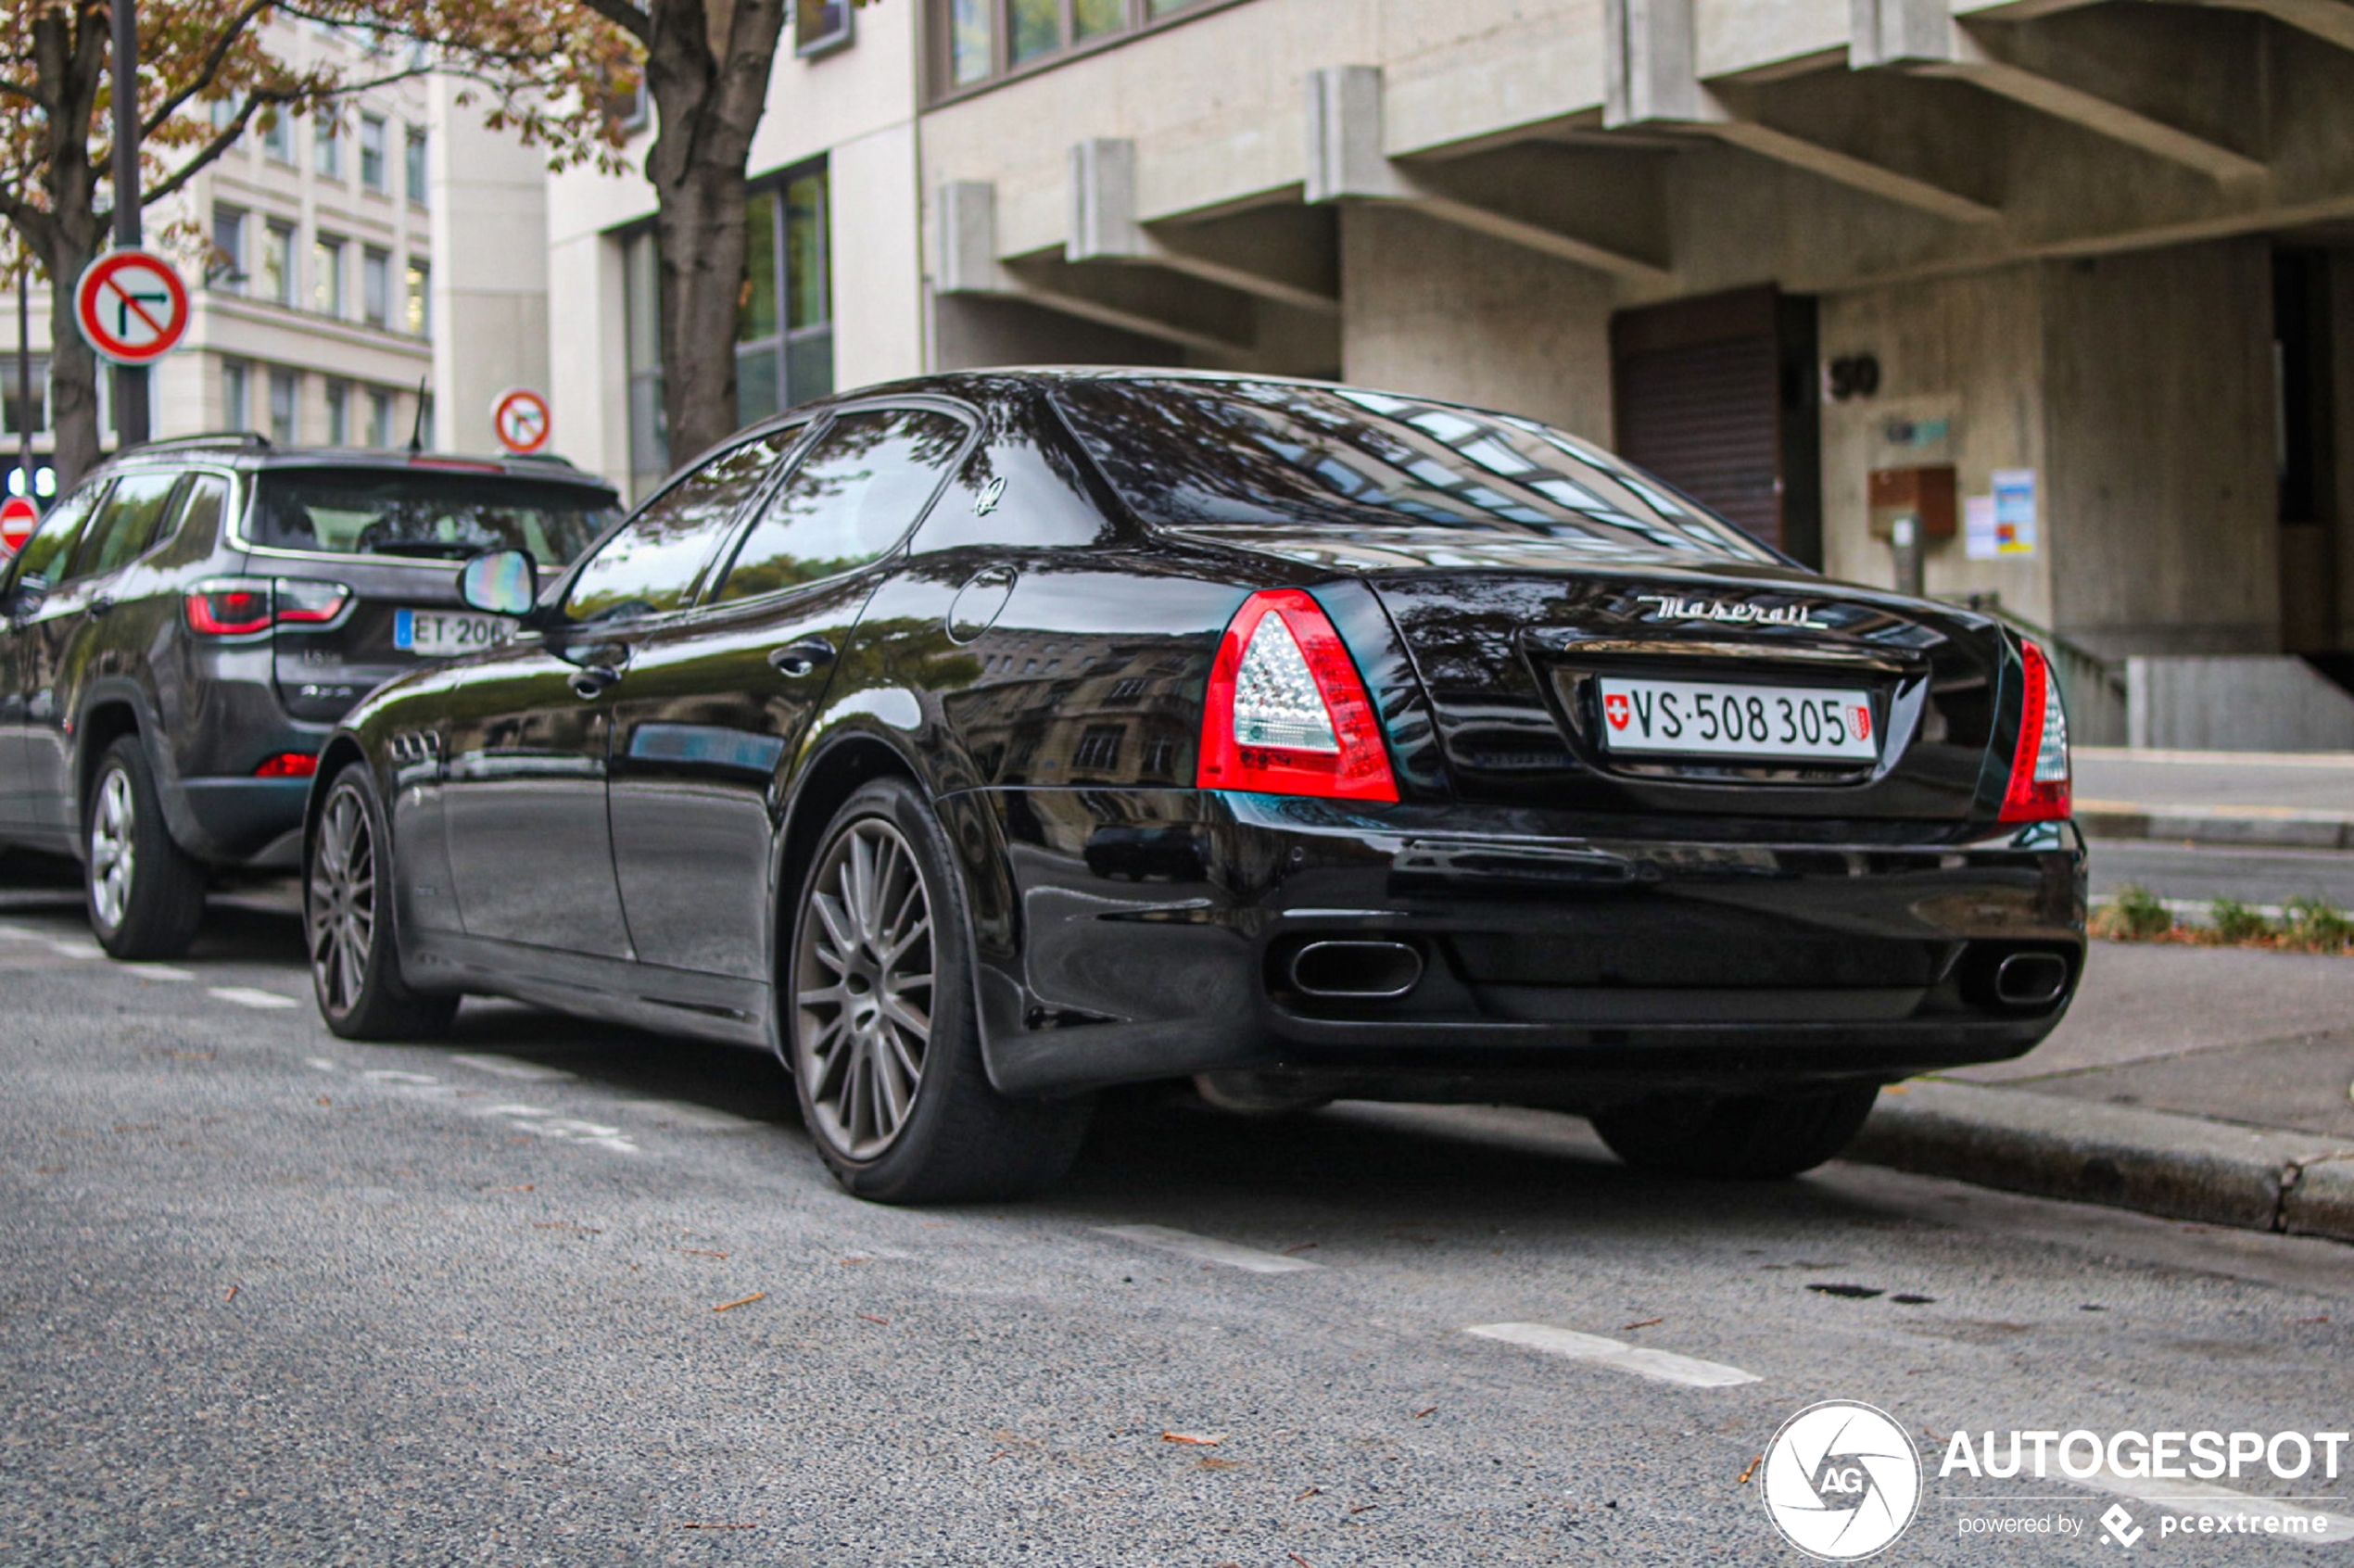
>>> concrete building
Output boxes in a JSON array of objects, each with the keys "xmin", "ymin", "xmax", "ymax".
[
  {"xmin": 544, "ymin": 0, "xmax": 2354, "ymax": 746},
  {"xmin": 3, "ymin": 19, "xmax": 550, "ymax": 495}
]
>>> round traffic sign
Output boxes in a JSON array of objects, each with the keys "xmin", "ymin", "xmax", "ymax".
[
  {"xmin": 74, "ymin": 248, "xmax": 191, "ymax": 366},
  {"xmin": 1, "ymin": 494, "xmax": 39, "ymax": 556},
  {"xmin": 491, "ymin": 387, "xmax": 551, "ymax": 455}
]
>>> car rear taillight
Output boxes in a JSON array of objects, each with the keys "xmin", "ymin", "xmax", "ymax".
[
  {"xmin": 1999, "ymin": 638, "xmax": 2071, "ymax": 822},
  {"xmin": 254, "ymin": 752, "xmax": 319, "ymax": 778},
  {"xmin": 184, "ymin": 577, "xmax": 351, "ymax": 637},
  {"xmin": 1197, "ymin": 589, "xmax": 1398, "ymax": 802}
]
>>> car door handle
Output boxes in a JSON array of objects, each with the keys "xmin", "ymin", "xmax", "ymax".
[
  {"xmin": 568, "ymin": 664, "xmax": 623, "ymax": 700},
  {"xmin": 767, "ymin": 638, "xmax": 837, "ymax": 677}
]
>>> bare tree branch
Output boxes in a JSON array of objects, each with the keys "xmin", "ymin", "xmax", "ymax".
[
  {"xmin": 138, "ymin": 0, "xmax": 273, "ymax": 140},
  {"xmin": 572, "ymin": 0, "xmax": 655, "ymax": 45}
]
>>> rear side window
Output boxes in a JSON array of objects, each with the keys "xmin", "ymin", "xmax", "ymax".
[
  {"xmin": 249, "ymin": 468, "xmax": 620, "ymax": 565},
  {"xmin": 713, "ymin": 408, "xmax": 967, "ymax": 604},
  {"xmin": 1055, "ymin": 379, "xmax": 1777, "ymax": 563},
  {"xmin": 562, "ymin": 427, "xmax": 804, "ymax": 625},
  {"xmin": 71, "ymin": 472, "xmax": 181, "ymax": 579},
  {"xmin": 4, "ymin": 486, "xmax": 103, "ymax": 595}
]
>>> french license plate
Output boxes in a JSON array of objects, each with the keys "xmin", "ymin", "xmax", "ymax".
[
  {"xmin": 1596, "ymin": 676, "xmax": 1879, "ymax": 762},
  {"xmin": 394, "ymin": 608, "xmax": 511, "ymax": 657}
]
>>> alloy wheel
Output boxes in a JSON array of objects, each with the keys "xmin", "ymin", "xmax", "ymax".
[
  {"xmin": 88, "ymin": 767, "xmax": 136, "ymax": 931},
  {"xmin": 793, "ymin": 816, "xmax": 935, "ymax": 1160},
  {"xmin": 308, "ymin": 786, "xmax": 377, "ymax": 1013}
]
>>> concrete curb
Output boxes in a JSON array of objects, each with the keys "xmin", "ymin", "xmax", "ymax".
[
  {"xmin": 1846, "ymin": 1079, "xmax": 2354, "ymax": 1243},
  {"xmin": 2077, "ymin": 800, "xmax": 2354, "ymax": 851}
]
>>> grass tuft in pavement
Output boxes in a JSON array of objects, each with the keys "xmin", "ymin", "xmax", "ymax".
[{"xmin": 2090, "ymin": 883, "xmax": 2174, "ymax": 941}]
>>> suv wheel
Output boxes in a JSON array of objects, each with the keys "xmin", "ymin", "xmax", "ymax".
[
  {"xmin": 307, "ymin": 762, "xmax": 458, "ymax": 1039},
  {"xmin": 84, "ymin": 737, "xmax": 207, "ymax": 960},
  {"xmin": 786, "ymin": 779, "xmax": 1092, "ymax": 1203},
  {"xmin": 1592, "ymin": 1084, "xmax": 1881, "ymax": 1179}
]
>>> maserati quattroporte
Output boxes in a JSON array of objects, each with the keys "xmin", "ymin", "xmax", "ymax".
[{"xmin": 302, "ymin": 371, "xmax": 2083, "ymax": 1201}]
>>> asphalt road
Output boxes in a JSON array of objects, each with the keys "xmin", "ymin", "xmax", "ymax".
[
  {"xmin": 2087, "ymin": 839, "xmax": 2354, "ymax": 909},
  {"xmin": 4, "ymin": 888, "xmax": 2351, "ymax": 1565}
]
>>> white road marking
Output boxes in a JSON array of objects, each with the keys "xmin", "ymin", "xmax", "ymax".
[
  {"xmin": 2082, "ymin": 1470, "xmax": 2354, "ymax": 1543},
  {"xmin": 472, "ymin": 1102, "xmax": 637, "ymax": 1154},
  {"xmin": 47, "ymin": 940, "xmax": 104, "ymax": 960},
  {"xmin": 449, "ymin": 1053, "xmax": 575, "ymax": 1082},
  {"xmin": 1093, "ymin": 1223, "xmax": 1323, "ymax": 1274},
  {"xmin": 304, "ymin": 1057, "xmax": 339, "ymax": 1072},
  {"xmin": 120, "ymin": 964, "xmax": 194, "ymax": 982},
  {"xmin": 362, "ymin": 1069, "xmax": 440, "ymax": 1085},
  {"xmin": 0, "ymin": 923, "xmax": 35, "ymax": 941},
  {"xmin": 209, "ymin": 986, "xmax": 299, "ymax": 1010},
  {"xmin": 1464, "ymin": 1322, "xmax": 1761, "ymax": 1389},
  {"xmin": 616, "ymin": 1098, "xmax": 758, "ymax": 1131}
]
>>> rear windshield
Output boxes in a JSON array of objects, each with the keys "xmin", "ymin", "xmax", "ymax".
[
  {"xmin": 1055, "ymin": 379, "xmax": 1778, "ymax": 564},
  {"xmin": 249, "ymin": 468, "xmax": 619, "ymax": 564}
]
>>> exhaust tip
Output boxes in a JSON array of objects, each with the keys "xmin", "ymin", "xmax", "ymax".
[
  {"xmin": 1993, "ymin": 951, "xmax": 2069, "ymax": 1007},
  {"xmin": 1289, "ymin": 939, "xmax": 1424, "ymax": 1000}
]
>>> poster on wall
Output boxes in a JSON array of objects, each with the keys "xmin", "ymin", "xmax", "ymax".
[
  {"xmin": 1991, "ymin": 468, "xmax": 2038, "ymax": 556},
  {"xmin": 1964, "ymin": 494, "xmax": 1999, "ymax": 559}
]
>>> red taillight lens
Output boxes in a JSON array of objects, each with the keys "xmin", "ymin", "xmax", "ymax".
[
  {"xmin": 273, "ymin": 578, "xmax": 351, "ymax": 625},
  {"xmin": 1999, "ymin": 638, "xmax": 2072, "ymax": 822},
  {"xmin": 254, "ymin": 752, "xmax": 319, "ymax": 778},
  {"xmin": 1197, "ymin": 589, "xmax": 1398, "ymax": 803},
  {"xmin": 184, "ymin": 579, "xmax": 275, "ymax": 637}
]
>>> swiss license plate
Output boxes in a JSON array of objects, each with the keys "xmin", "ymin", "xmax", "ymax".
[
  {"xmin": 1595, "ymin": 676, "xmax": 1879, "ymax": 762},
  {"xmin": 394, "ymin": 608, "xmax": 511, "ymax": 657}
]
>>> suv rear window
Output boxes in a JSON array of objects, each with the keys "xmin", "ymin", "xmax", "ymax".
[
  {"xmin": 249, "ymin": 468, "xmax": 619, "ymax": 564},
  {"xmin": 1055, "ymin": 378, "xmax": 1777, "ymax": 564}
]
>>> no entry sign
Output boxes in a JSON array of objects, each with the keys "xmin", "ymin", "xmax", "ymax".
[
  {"xmin": 491, "ymin": 387, "xmax": 551, "ymax": 455},
  {"xmin": 0, "ymin": 494, "xmax": 37, "ymax": 555},
  {"xmin": 75, "ymin": 249, "xmax": 191, "ymax": 365}
]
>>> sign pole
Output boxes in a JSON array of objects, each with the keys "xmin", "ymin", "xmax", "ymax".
[
  {"xmin": 16, "ymin": 265, "xmax": 32, "ymax": 506},
  {"xmin": 110, "ymin": 0, "xmax": 149, "ymax": 451}
]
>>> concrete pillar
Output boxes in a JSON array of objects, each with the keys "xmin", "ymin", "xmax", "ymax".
[{"xmin": 426, "ymin": 80, "xmax": 550, "ymax": 457}]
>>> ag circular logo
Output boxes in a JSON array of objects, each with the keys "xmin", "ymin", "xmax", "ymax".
[{"xmin": 1761, "ymin": 1400, "xmax": 1922, "ymax": 1560}]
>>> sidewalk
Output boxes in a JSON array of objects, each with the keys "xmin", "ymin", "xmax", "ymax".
[
  {"xmin": 1847, "ymin": 941, "xmax": 2354, "ymax": 1245},
  {"xmin": 2076, "ymin": 746, "xmax": 2354, "ymax": 850}
]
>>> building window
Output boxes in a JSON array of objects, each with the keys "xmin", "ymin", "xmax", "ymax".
[
  {"xmin": 314, "ymin": 110, "xmax": 342, "ymax": 178},
  {"xmin": 325, "ymin": 379, "xmax": 349, "ymax": 444},
  {"xmin": 404, "ymin": 128, "xmax": 428, "ymax": 205},
  {"xmin": 934, "ymin": 0, "xmax": 1210, "ymax": 90},
  {"xmin": 2, "ymin": 355, "xmax": 48, "ymax": 436},
  {"xmin": 312, "ymin": 234, "xmax": 345, "ymax": 316},
  {"xmin": 362, "ymin": 247, "xmax": 390, "ymax": 327},
  {"xmin": 622, "ymin": 227, "xmax": 665, "ymax": 498},
  {"xmin": 367, "ymin": 387, "xmax": 394, "ymax": 447},
  {"xmin": 260, "ymin": 108, "xmax": 293, "ymax": 162},
  {"xmin": 731, "ymin": 162, "xmax": 833, "ymax": 426},
  {"xmin": 268, "ymin": 368, "xmax": 298, "ymax": 445},
  {"xmin": 210, "ymin": 206, "xmax": 246, "ymax": 291},
  {"xmin": 221, "ymin": 360, "xmax": 250, "ymax": 430},
  {"xmin": 262, "ymin": 221, "xmax": 296, "ymax": 305},
  {"xmin": 404, "ymin": 259, "xmax": 429, "ymax": 336},
  {"xmin": 797, "ymin": 0, "xmax": 854, "ymax": 54},
  {"xmin": 360, "ymin": 114, "xmax": 388, "ymax": 191},
  {"xmin": 1073, "ymin": 723, "xmax": 1124, "ymax": 773}
]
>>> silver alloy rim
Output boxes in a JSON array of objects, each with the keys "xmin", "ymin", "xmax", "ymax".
[
  {"xmin": 793, "ymin": 816, "xmax": 934, "ymax": 1161},
  {"xmin": 88, "ymin": 767, "xmax": 136, "ymax": 931},
  {"xmin": 308, "ymin": 786, "xmax": 376, "ymax": 1013}
]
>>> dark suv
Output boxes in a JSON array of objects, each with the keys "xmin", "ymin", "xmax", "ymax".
[{"xmin": 0, "ymin": 435, "xmax": 619, "ymax": 957}]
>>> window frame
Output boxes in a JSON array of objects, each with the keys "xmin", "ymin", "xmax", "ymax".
[
  {"xmin": 359, "ymin": 113, "xmax": 389, "ymax": 192},
  {"xmin": 404, "ymin": 127, "xmax": 429, "ymax": 206},
  {"xmin": 312, "ymin": 234, "xmax": 347, "ymax": 317},
  {"xmin": 796, "ymin": 0, "xmax": 855, "ymax": 56},
  {"xmin": 691, "ymin": 398, "xmax": 981, "ymax": 613},
  {"xmin": 928, "ymin": 0, "xmax": 1234, "ymax": 101},
  {"xmin": 731, "ymin": 158, "xmax": 834, "ymax": 427}
]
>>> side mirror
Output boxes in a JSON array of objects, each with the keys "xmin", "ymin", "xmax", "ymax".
[{"xmin": 459, "ymin": 549, "xmax": 537, "ymax": 616}]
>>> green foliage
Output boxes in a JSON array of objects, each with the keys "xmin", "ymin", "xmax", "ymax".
[
  {"xmin": 2091, "ymin": 883, "xmax": 2173, "ymax": 942},
  {"xmin": 2281, "ymin": 896, "xmax": 2354, "ymax": 955},
  {"xmin": 2204, "ymin": 897, "xmax": 2273, "ymax": 945}
]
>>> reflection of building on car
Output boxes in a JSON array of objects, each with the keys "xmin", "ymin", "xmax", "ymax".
[
  {"xmin": 294, "ymin": 371, "xmax": 2085, "ymax": 1209},
  {"xmin": 0, "ymin": 433, "xmax": 618, "ymax": 959}
]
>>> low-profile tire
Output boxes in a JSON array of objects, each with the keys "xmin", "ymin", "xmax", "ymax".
[
  {"xmin": 1592, "ymin": 1084, "xmax": 1881, "ymax": 1179},
  {"xmin": 785, "ymin": 778, "xmax": 1092, "ymax": 1204},
  {"xmin": 306, "ymin": 762, "xmax": 458, "ymax": 1040},
  {"xmin": 84, "ymin": 736, "xmax": 208, "ymax": 960}
]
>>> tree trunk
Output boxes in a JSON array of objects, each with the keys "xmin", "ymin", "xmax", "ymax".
[
  {"xmin": 649, "ymin": 156, "xmax": 749, "ymax": 467},
  {"xmin": 44, "ymin": 224, "xmax": 105, "ymax": 492}
]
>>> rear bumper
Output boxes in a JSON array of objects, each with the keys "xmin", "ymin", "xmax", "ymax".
[
  {"xmin": 964, "ymin": 789, "xmax": 2086, "ymax": 1104},
  {"xmin": 178, "ymin": 778, "xmax": 314, "ymax": 866}
]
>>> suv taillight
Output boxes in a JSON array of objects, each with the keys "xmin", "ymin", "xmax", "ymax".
[
  {"xmin": 184, "ymin": 577, "xmax": 350, "ymax": 637},
  {"xmin": 1196, "ymin": 589, "xmax": 1398, "ymax": 802},
  {"xmin": 1998, "ymin": 638, "xmax": 2071, "ymax": 822}
]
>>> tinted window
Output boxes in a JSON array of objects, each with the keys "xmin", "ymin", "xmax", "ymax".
[
  {"xmin": 563, "ymin": 429, "xmax": 803, "ymax": 624},
  {"xmin": 71, "ymin": 472, "xmax": 181, "ymax": 579},
  {"xmin": 4, "ymin": 486, "xmax": 103, "ymax": 595},
  {"xmin": 714, "ymin": 408, "xmax": 966, "ymax": 603},
  {"xmin": 250, "ymin": 468, "xmax": 620, "ymax": 564},
  {"xmin": 170, "ymin": 475, "xmax": 231, "ymax": 560},
  {"xmin": 1054, "ymin": 379, "xmax": 1778, "ymax": 563}
]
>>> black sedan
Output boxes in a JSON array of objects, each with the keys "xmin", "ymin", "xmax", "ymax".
[{"xmin": 302, "ymin": 371, "xmax": 2084, "ymax": 1202}]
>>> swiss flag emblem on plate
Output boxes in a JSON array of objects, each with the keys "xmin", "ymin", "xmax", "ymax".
[
  {"xmin": 1603, "ymin": 693, "xmax": 1632, "ymax": 731},
  {"xmin": 1848, "ymin": 703, "xmax": 1872, "ymax": 740}
]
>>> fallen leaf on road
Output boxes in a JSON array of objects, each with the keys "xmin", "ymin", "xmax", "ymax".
[
  {"xmin": 491, "ymin": 1184, "xmax": 534, "ymax": 1193},
  {"xmin": 680, "ymin": 1523, "xmax": 757, "ymax": 1529},
  {"xmin": 713, "ymin": 1292, "xmax": 767, "ymax": 1312},
  {"xmin": 2296, "ymin": 1314, "xmax": 2331, "ymax": 1324},
  {"xmin": 1293, "ymin": 1486, "xmax": 1321, "ymax": 1501},
  {"xmin": 1738, "ymin": 1453, "xmax": 1763, "ymax": 1486},
  {"xmin": 1198, "ymin": 1457, "xmax": 1240, "ymax": 1471},
  {"xmin": 1884, "ymin": 1083, "xmax": 1911, "ymax": 1095},
  {"xmin": 678, "ymin": 1248, "xmax": 729, "ymax": 1259},
  {"xmin": 840, "ymin": 1257, "xmax": 871, "ymax": 1265},
  {"xmin": 316, "ymin": 1097, "xmax": 331, "ymax": 1106},
  {"xmin": 531, "ymin": 1222, "xmax": 601, "ymax": 1233},
  {"xmin": 1349, "ymin": 1503, "xmax": 1380, "ymax": 1514},
  {"xmin": 224, "ymin": 1284, "xmax": 238, "ymax": 1303},
  {"xmin": 1412, "ymin": 1406, "xmax": 1437, "ymax": 1419},
  {"xmin": 1622, "ymin": 1318, "xmax": 1664, "ymax": 1331},
  {"xmin": 1288, "ymin": 1553, "xmax": 1316, "ymax": 1567},
  {"xmin": 856, "ymin": 1311, "xmax": 890, "ymax": 1325},
  {"xmin": 1162, "ymin": 1431, "xmax": 1226, "ymax": 1446}
]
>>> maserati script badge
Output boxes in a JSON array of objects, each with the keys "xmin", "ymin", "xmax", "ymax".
[{"xmin": 1634, "ymin": 593, "xmax": 1829, "ymax": 630}]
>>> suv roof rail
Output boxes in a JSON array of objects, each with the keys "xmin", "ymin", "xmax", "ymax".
[
  {"xmin": 129, "ymin": 432, "xmax": 272, "ymax": 454},
  {"xmin": 500, "ymin": 451, "xmax": 585, "ymax": 471}
]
